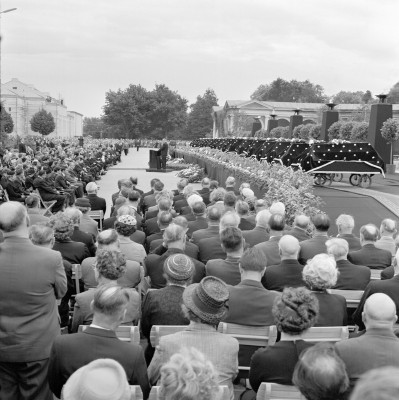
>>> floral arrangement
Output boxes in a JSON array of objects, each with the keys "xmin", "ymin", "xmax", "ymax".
[
  {"xmin": 176, "ymin": 146, "xmax": 323, "ymax": 226},
  {"xmin": 175, "ymin": 164, "xmax": 205, "ymax": 183},
  {"xmin": 167, "ymin": 158, "xmax": 191, "ymax": 170}
]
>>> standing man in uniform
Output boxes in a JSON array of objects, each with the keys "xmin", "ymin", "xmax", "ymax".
[{"xmin": 157, "ymin": 138, "xmax": 169, "ymax": 170}]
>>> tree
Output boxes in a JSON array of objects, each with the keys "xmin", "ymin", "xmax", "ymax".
[
  {"xmin": 350, "ymin": 122, "xmax": 369, "ymax": 142},
  {"xmin": 103, "ymin": 85, "xmax": 153, "ymax": 139},
  {"xmin": 387, "ymin": 82, "xmax": 399, "ymax": 104},
  {"xmin": 332, "ymin": 91, "xmax": 364, "ymax": 104},
  {"xmin": 328, "ymin": 121, "xmax": 343, "ymax": 140},
  {"xmin": 149, "ymin": 84, "xmax": 188, "ymax": 139},
  {"xmin": 30, "ymin": 109, "xmax": 55, "ymax": 136},
  {"xmin": 83, "ymin": 117, "xmax": 107, "ymax": 138},
  {"xmin": 362, "ymin": 90, "xmax": 373, "ymax": 104},
  {"xmin": 187, "ymin": 88, "xmax": 218, "ymax": 139},
  {"xmin": 251, "ymin": 78, "xmax": 327, "ymax": 103},
  {"xmin": 0, "ymin": 102, "xmax": 14, "ymax": 134}
]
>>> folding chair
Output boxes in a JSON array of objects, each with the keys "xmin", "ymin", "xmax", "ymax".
[
  {"xmin": 217, "ymin": 323, "xmax": 278, "ymax": 379},
  {"xmin": 78, "ymin": 325, "xmax": 140, "ymax": 345},
  {"xmin": 88, "ymin": 209, "xmax": 104, "ymax": 230},
  {"xmin": 370, "ymin": 269, "xmax": 382, "ymax": 280},
  {"xmin": 71, "ymin": 264, "xmax": 82, "ymax": 294},
  {"xmin": 129, "ymin": 385, "xmax": 143, "ymax": 400},
  {"xmin": 33, "ymin": 189, "xmax": 56, "ymax": 216},
  {"xmin": 327, "ymin": 289, "xmax": 364, "ymax": 309},
  {"xmin": 256, "ymin": 383, "xmax": 304, "ymax": 400},
  {"xmin": 150, "ymin": 325, "xmax": 187, "ymax": 348},
  {"xmin": 280, "ymin": 326, "xmax": 349, "ymax": 342}
]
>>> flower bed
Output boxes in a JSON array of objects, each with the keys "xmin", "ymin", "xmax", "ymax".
[
  {"xmin": 175, "ymin": 164, "xmax": 205, "ymax": 183},
  {"xmin": 175, "ymin": 145, "xmax": 323, "ymax": 226},
  {"xmin": 166, "ymin": 158, "xmax": 192, "ymax": 170}
]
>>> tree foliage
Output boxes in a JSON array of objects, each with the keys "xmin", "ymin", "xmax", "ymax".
[
  {"xmin": 350, "ymin": 122, "xmax": 369, "ymax": 142},
  {"xmin": 387, "ymin": 82, "xmax": 399, "ymax": 104},
  {"xmin": 270, "ymin": 126, "xmax": 289, "ymax": 138},
  {"xmin": 83, "ymin": 117, "xmax": 108, "ymax": 138},
  {"xmin": 332, "ymin": 91, "xmax": 364, "ymax": 104},
  {"xmin": 103, "ymin": 83, "xmax": 187, "ymax": 139},
  {"xmin": 0, "ymin": 102, "xmax": 14, "ymax": 134},
  {"xmin": 187, "ymin": 88, "xmax": 218, "ymax": 139},
  {"xmin": 328, "ymin": 121, "xmax": 343, "ymax": 140},
  {"xmin": 381, "ymin": 118, "xmax": 399, "ymax": 143},
  {"xmin": 30, "ymin": 109, "xmax": 55, "ymax": 136},
  {"xmin": 251, "ymin": 78, "xmax": 327, "ymax": 103}
]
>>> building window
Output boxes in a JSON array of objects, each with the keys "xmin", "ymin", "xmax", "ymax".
[
  {"xmin": 9, "ymin": 108, "xmax": 11, "ymax": 112},
  {"xmin": 12, "ymin": 87, "xmax": 17, "ymax": 89}
]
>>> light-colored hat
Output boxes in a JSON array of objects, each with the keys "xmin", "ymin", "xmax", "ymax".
[
  {"xmin": 61, "ymin": 358, "xmax": 131, "ymax": 400},
  {"xmin": 182, "ymin": 276, "xmax": 229, "ymax": 325},
  {"xmin": 242, "ymin": 188, "xmax": 254, "ymax": 198},
  {"xmin": 117, "ymin": 215, "xmax": 137, "ymax": 226},
  {"xmin": 164, "ymin": 254, "xmax": 195, "ymax": 281}
]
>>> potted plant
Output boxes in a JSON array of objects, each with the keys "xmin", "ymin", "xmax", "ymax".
[{"xmin": 380, "ymin": 118, "xmax": 399, "ymax": 174}]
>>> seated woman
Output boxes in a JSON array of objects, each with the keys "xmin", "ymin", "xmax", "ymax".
[
  {"xmin": 302, "ymin": 253, "xmax": 347, "ymax": 326},
  {"xmin": 249, "ymin": 287, "xmax": 319, "ymax": 393},
  {"xmin": 71, "ymin": 249, "xmax": 140, "ymax": 333},
  {"xmin": 160, "ymin": 347, "xmax": 221, "ymax": 400}
]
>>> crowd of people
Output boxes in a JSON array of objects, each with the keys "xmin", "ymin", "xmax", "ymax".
[{"xmin": 1, "ymin": 139, "xmax": 399, "ymax": 400}]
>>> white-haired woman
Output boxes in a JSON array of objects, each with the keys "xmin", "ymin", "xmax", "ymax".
[{"xmin": 302, "ymin": 254, "xmax": 347, "ymax": 326}]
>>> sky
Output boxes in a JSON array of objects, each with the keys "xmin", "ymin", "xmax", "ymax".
[{"xmin": 1, "ymin": 0, "xmax": 398, "ymax": 118}]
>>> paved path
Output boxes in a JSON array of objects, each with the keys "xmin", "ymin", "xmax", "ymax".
[{"xmin": 98, "ymin": 148, "xmax": 183, "ymax": 218}]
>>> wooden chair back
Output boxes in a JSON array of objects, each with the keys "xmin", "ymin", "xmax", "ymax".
[
  {"xmin": 327, "ymin": 289, "xmax": 364, "ymax": 308},
  {"xmin": 150, "ymin": 325, "xmax": 187, "ymax": 347},
  {"xmin": 370, "ymin": 269, "xmax": 382, "ymax": 280},
  {"xmin": 280, "ymin": 326, "xmax": 349, "ymax": 342},
  {"xmin": 78, "ymin": 325, "xmax": 140, "ymax": 345},
  {"xmin": 256, "ymin": 383, "xmax": 303, "ymax": 400},
  {"xmin": 33, "ymin": 189, "xmax": 56, "ymax": 216},
  {"xmin": 149, "ymin": 385, "xmax": 229, "ymax": 400},
  {"xmin": 129, "ymin": 385, "xmax": 143, "ymax": 400},
  {"xmin": 88, "ymin": 209, "xmax": 104, "ymax": 230},
  {"xmin": 217, "ymin": 323, "xmax": 278, "ymax": 347}
]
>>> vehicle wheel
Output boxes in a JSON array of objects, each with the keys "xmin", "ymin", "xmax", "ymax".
[
  {"xmin": 349, "ymin": 174, "xmax": 361, "ymax": 186},
  {"xmin": 359, "ymin": 174, "xmax": 372, "ymax": 188},
  {"xmin": 314, "ymin": 174, "xmax": 325, "ymax": 186},
  {"xmin": 332, "ymin": 173, "xmax": 343, "ymax": 182}
]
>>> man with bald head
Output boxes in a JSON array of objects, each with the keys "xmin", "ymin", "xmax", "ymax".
[
  {"xmin": 286, "ymin": 214, "xmax": 311, "ymax": 242},
  {"xmin": 326, "ymin": 238, "xmax": 370, "ymax": 290},
  {"xmin": 263, "ymin": 235, "xmax": 304, "ymax": 291},
  {"xmin": 0, "ymin": 202, "xmax": 67, "ymax": 400},
  {"xmin": 242, "ymin": 209, "xmax": 271, "ymax": 247},
  {"xmin": 190, "ymin": 205, "xmax": 222, "ymax": 246},
  {"xmin": 352, "ymin": 249, "xmax": 399, "ymax": 330},
  {"xmin": 348, "ymin": 224, "xmax": 392, "ymax": 270},
  {"xmin": 335, "ymin": 293, "xmax": 399, "ymax": 389}
]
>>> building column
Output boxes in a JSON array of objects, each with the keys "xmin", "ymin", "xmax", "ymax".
[
  {"xmin": 321, "ymin": 103, "xmax": 339, "ymax": 141},
  {"xmin": 289, "ymin": 109, "xmax": 303, "ymax": 138}
]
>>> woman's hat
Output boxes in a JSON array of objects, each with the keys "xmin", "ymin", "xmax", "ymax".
[
  {"xmin": 62, "ymin": 358, "xmax": 131, "ymax": 400},
  {"xmin": 182, "ymin": 276, "xmax": 229, "ymax": 325},
  {"xmin": 164, "ymin": 254, "xmax": 194, "ymax": 281},
  {"xmin": 117, "ymin": 215, "xmax": 137, "ymax": 226}
]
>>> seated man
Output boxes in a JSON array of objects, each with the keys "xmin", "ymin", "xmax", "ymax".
[
  {"xmin": 263, "ymin": 235, "xmax": 304, "ymax": 291},
  {"xmin": 33, "ymin": 169, "xmax": 66, "ymax": 213},
  {"xmin": 293, "ymin": 343, "xmax": 349, "ymax": 400},
  {"xmin": 348, "ymin": 224, "xmax": 392, "ymax": 270},
  {"xmin": 352, "ymin": 249, "xmax": 399, "ymax": 330},
  {"xmin": 186, "ymin": 201, "xmax": 208, "ymax": 239},
  {"xmin": 299, "ymin": 213, "xmax": 330, "ymax": 265},
  {"xmin": 148, "ymin": 276, "xmax": 239, "ymax": 399},
  {"xmin": 190, "ymin": 206, "xmax": 221, "ymax": 246},
  {"xmin": 205, "ymin": 227, "xmax": 244, "ymax": 286},
  {"xmin": 71, "ymin": 249, "xmax": 140, "ymax": 332},
  {"xmin": 285, "ymin": 215, "xmax": 311, "ymax": 242},
  {"xmin": 326, "ymin": 238, "xmax": 370, "ymax": 290},
  {"xmin": 336, "ymin": 214, "xmax": 361, "ymax": 251},
  {"xmin": 242, "ymin": 209, "xmax": 271, "ymax": 247},
  {"xmin": 335, "ymin": 293, "xmax": 399, "ymax": 389},
  {"xmin": 236, "ymin": 200, "xmax": 255, "ymax": 231},
  {"xmin": 48, "ymin": 283, "xmax": 149, "ymax": 399},
  {"xmin": 375, "ymin": 218, "xmax": 397, "ymax": 256}
]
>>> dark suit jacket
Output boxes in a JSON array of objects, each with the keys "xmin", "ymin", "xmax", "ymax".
[
  {"xmin": 263, "ymin": 259, "xmax": 304, "ymax": 291},
  {"xmin": 255, "ymin": 236, "xmax": 282, "ymax": 267},
  {"xmin": 142, "ymin": 193, "xmax": 157, "ymax": 213},
  {"xmin": 143, "ymin": 216, "xmax": 160, "ymax": 236},
  {"xmin": 146, "ymin": 231, "xmax": 163, "ymax": 252},
  {"xmin": 239, "ymin": 217, "xmax": 255, "ymax": 231},
  {"xmin": 191, "ymin": 224, "xmax": 220, "ymax": 246},
  {"xmin": 381, "ymin": 265, "xmax": 395, "ymax": 280},
  {"xmin": 70, "ymin": 226, "xmax": 96, "ymax": 257},
  {"xmin": 87, "ymin": 193, "xmax": 106, "ymax": 215},
  {"xmin": 0, "ymin": 237, "xmax": 67, "ymax": 362},
  {"xmin": 250, "ymin": 341, "xmax": 314, "ymax": 391},
  {"xmin": 299, "ymin": 235, "xmax": 329, "ymax": 265},
  {"xmin": 348, "ymin": 244, "xmax": 392, "ymax": 270},
  {"xmin": 334, "ymin": 259, "xmax": 371, "ymax": 290},
  {"xmin": 205, "ymin": 256, "xmax": 241, "ymax": 285},
  {"xmin": 313, "ymin": 291, "xmax": 347, "ymax": 326},
  {"xmin": 337, "ymin": 233, "xmax": 362, "ymax": 251},
  {"xmin": 150, "ymin": 240, "xmax": 199, "ymax": 260},
  {"xmin": 174, "ymin": 198, "xmax": 188, "ymax": 214},
  {"xmin": 285, "ymin": 226, "xmax": 311, "ymax": 242},
  {"xmin": 242, "ymin": 226, "xmax": 270, "ymax": 247},
  {"xmin": 353, "ymin": 275, "xmax": 399, "ymax": 330},
  {"xmin": 131, "ymin": 230, "xmax": 146, "ymax": 246},
  {"xmin": 48, "ymin": 326, "xmax": 150, "ymax": 399},
  {"xmin": 102, "ymin": 216, "xmax": 116, "ymax": 230},
  {"xmin": 197, "ymin": 187, "xmax": 210, "ymax": 205},
  {"xmin": 224, "ymin": 280, "xmax": 280, "ymax": 325},
  {"xmin": 53, "ymin": 239, "xmax": 90, "ymax": 264},
  {"xmin": 335, "ymin": 327, "xmax": 399, "ymax": 388},
  {"xmin": 145, "ymin": 248, "xmax": 205, "ymax": 289},
  {"xmin": 198, "ymin": 236, "xmax": 226, "ymax": 264},
  {"xmin": 187, "ymin": 216, "xmax": 208, "ymax": 238}
]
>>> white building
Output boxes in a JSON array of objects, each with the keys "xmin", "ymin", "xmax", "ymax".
[{"xmin": 0, "ymin": 78, "xmax": 83, "ymax": 138}]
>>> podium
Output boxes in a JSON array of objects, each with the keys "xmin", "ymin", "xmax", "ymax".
[{"xmin": 149, "ymin": 150, "xmax": 159, "ymax": 169}]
